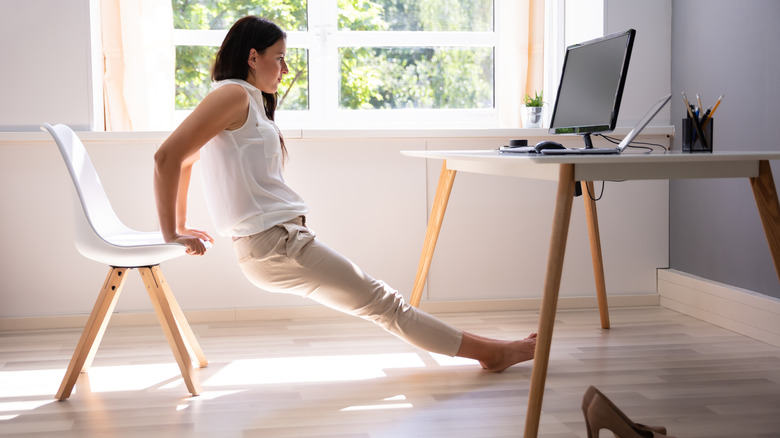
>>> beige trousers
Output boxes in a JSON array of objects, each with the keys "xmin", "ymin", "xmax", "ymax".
[{"xmin": 232, "ymin": 217, "xmax": 463, "ymax": 356}]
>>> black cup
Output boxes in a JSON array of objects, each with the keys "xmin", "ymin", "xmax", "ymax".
[{"xmin": 682, "ymin": 118, "xmax": 713, "ymax": 153}]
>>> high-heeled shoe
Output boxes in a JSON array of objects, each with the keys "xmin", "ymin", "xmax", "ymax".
[{"xmin": 582, "ymin": 386, "xmax": 674, "ymax": 438}]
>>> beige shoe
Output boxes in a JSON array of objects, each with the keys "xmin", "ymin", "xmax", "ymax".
[{"xmin": 582, "ymin": 386, "xmax": 674, "ymax": 438}]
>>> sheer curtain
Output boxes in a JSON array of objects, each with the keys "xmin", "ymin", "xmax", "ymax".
[
  {"xmin": 101, "ymin": 0, "xmax": 174, "ymax": 131},
  {"xmin": 497, "ymin": 0, "xmax": 545, "ymax": 127}
]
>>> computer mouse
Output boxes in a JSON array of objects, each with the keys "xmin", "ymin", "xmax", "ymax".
[{"xmin": 534, "ymin": 140, "xmax": 565, "ymax": 152}]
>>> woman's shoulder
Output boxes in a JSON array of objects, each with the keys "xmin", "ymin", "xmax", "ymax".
[
  {"xmin": 213, "ymin": 79, "xmax": 255, "ymax": 95},
  {"xmin": 210, "ymin": 81, "xmax": 250, "ymax": 100},
  {"xmin": 201, "ymin": 82, "xmax": 249, "ymax": 112},
  {"xmin": 187, "ymin": 82, "xmax": 251, "ymax": 132}
]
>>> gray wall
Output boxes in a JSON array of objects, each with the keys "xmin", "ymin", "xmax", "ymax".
[{"xmin": 670, "ymin": 0, "xmax": 780, "ymax": 298}]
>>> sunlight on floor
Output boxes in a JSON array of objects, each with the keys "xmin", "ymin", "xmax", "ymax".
[
  {"xmin": 0, "ymin": 351, "xmax": 475, "ymax": 402},
  {"xmin": 159, "ymin": 378, "xmax": 185, "ymax": 390},
  {"xmin": 341, "ymin": 394, "xmax": 413, "ymax": 411},
  {"xmin": 341, "ymin": 403, "xmax": 414, "ymax": 411},
  {"xmin": 429, "ymin": 353, "xmax": 480, "ymax": 367},
  {"xmin": 84, "ymin": 363, "xmax": 182, "ymax": 393},
  {"xmin": 0, "ymin": 363, "xmax": 182, "ymax": 399},
  {"xmin": 177, "ymin": 389, "xmax": 246, "ymax": 411},
  {"xmin": 203, "ymin": 353, "xmax": 425, "ymax": 386},
  {"xmin": 0, "ymin": 400, "xmax": 56, "ymax": 412},
  {"xmin": 0, "ymin": 369, "xmax": 66, "ymax": 398},
  {"xmin": 0, "ymin": 399, "xmax": 56, "ymax": 421}
]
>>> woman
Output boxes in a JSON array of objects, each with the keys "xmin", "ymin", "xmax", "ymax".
[{"xmin": 154, "ymin": 16, "xmax": 536, "ymax": 372}]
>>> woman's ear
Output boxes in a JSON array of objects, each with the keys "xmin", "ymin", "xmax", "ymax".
[{"xmin": 247, "ymin": 48, "xmax": 259, "ymax": 70}]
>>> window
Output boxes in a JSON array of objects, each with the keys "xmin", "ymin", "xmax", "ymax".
[
  {"xmin": 172, "ymin": 1, "xmax": 309, "ymax": 113},
  {"xmin": 169, "ymin": 0, "xmax": 542, "ymax": 129}
]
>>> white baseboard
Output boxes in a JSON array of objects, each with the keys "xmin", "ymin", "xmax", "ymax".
[
  {"xmin": 658, "ymin": 269, "xmax": 780, "ymax": 348},
  {"xmin": 0, "ymin": 294, "xmax": 659, "ymax": 331}
]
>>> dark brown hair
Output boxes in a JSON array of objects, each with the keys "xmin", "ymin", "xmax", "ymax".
[{"xmin": 212, "ymin": 16, "xmax": 287, "ymax": 161}]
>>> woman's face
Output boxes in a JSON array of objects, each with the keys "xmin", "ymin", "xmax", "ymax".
[{"xmin": 247, "ymin": 38, "xmax": 289, "ymax": 93}]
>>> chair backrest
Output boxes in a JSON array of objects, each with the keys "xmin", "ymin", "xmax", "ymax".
[{"xmin": 42, "ymin": 123, "xmax": 132, "ymax": 242}]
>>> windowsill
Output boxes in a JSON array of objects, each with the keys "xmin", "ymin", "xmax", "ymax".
[
  {"xmin": 0, "ymin": 126, "xmax": 674, "ymax": 143},
  {"xmin": 287, "ymin": 125, "xmax": 673, "ymax": 139}
]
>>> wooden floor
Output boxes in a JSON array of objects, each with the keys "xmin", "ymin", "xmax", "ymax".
[{"xmin": 1, "ymin": 306, "xmax": 780, "ymax": 437}]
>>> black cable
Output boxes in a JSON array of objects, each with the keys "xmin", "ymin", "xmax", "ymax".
[
  {"xmin": 579, "ymin": 133, "xmax": 668, "ymax": 202},
  {"xmin": 585, "ymin": 180, "xmax": 605, "ymax": 201},
  {"xmin": 598, "ymin": 134, "xmax": 668, "ymax": 152},
  {"xmin": 600, "ymin": 134, "xmax": 620, "ymax": 145}
]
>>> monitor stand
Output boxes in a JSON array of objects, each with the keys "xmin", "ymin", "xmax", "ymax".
[
  {"xmin": 540, "ymin": 132, "xmax": 619, "ymax": 155},
  {"xmin": 582, "ymin": 133, "xmax": 594, "ymax": 149}
]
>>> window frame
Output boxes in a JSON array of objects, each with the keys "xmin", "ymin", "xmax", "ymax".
[{"xmin": 172, "ymin": 0, "xmax": 541, "ymax": 129}]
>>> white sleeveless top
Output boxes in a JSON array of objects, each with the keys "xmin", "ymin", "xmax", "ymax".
[{"xmin": 199, "ymin": 79, "xmax": 308, "ymax": 237}]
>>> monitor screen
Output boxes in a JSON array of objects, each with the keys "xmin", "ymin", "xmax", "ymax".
[{"xmin": 548, "ymin": 29, "xmax": 635, "ymax": 145}]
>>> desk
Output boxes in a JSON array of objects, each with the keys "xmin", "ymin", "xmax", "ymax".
[{"xmin": 401, "ymin": 150, "xmax": 780, "ymax": 437}]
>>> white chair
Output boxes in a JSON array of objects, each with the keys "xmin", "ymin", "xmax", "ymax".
[{"xmin": 42, "ymin": 123, "xmax": 209, "ymax": 400}]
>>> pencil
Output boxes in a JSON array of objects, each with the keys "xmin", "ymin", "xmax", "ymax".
[
  {"xmin": 682, "ymin": 92, "xmax": 696, "ymax": 120},
  {"xmin": 702, "ymin": 94, "xmax": 723, "ymax": 129},
  {"xmin": 683, "ymin": 92, "xmax": 710, "ymax": 150}
]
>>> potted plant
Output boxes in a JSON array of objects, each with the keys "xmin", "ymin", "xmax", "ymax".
[{"xmin": 522, "ymin": 90, "xmax": 545, "ymax": 128}]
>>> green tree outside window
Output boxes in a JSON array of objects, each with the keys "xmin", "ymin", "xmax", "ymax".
[{"xmin": 173, "ymin": 0, "xmax": 493, "ymax": 112}]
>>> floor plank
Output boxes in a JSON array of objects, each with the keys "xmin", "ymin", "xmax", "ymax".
[{"xmin": 1, "ymin": 307, "xmax": 779, "ymax": 437}]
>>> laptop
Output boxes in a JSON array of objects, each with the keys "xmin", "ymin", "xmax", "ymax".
[{"xmin": 541, "ymin": 94, "xmax": 672, "ymax": 155}]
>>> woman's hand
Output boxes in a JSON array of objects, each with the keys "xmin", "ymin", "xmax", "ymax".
[
  {"xmin": 169, "ymin": 228, "xmax": 214, "ymax": 256},
  {"xmin": 177, "ymin": 227, "xmax": 214, "ymax": 245}
]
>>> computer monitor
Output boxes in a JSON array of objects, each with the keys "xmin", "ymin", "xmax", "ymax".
[{"xmin": 548, "ymin": 29, "xmax": 636, "ymax": 148}]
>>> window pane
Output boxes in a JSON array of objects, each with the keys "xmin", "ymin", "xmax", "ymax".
[
  {"xmin": 278, "ymin": 49, "xmax": 309, "ymax": 111},
  {"xmin": 175, "ymin": 47, "xmax": 309, "ymax": 111},
  {"xmin": 172, "ymin": 0, "xmax": 308, "ymax": 31},
  {"xmin": 339, "ymin": 47, "xmax": 493, "ymax": 109},
  {"xmin": 176, "ymin": 46, "xmax": 217, "ymax": 110},
  {"xmin": 338, "ymin": 0, "xmax": 493, "ymax": 31}
]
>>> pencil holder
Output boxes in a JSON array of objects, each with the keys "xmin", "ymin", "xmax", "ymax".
[{"xmin": 682, "ymin": 118, "xmax": 713, "ymax": 153}]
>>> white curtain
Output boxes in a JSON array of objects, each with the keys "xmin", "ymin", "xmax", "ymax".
[
  {"xmin": 101, "ymin": 0, "xmax": 174, "ymax": 131},
  {"xmin": 496, "ymin": 0, "xmax": 544, "ymax": 127}
]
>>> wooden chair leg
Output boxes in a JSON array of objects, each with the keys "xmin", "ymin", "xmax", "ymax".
[
  {"xmin": 56, "ymin": 267, "xmax": 128, "ymax": 400},
  {"xmin": 139, "ymin": 266, "xmax": 202, "ymax": 396},
  {"xmin": 583, "ymin": 181, "xmax": 610, "ymax": 329},
  {"xmin": 148, "ymin": 265, "xmax": 208, "ymax": 367}
]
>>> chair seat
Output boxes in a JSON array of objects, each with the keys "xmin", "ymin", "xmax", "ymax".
[
  {"xmin": 79, "ymin": 230, "xmax": 212, "ymax": 268},
  {"xmin": 106, "ymin": 230, "xmax": 168, "ymax": 246}
]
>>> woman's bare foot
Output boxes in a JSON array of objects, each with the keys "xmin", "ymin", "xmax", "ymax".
[
  {"xmin": 457, "ymin": 332, "xmax": 537, "ymax": 373},
  {"xmin": 479, "ymin": 333, "xmax": 537, "ymax": 372}
]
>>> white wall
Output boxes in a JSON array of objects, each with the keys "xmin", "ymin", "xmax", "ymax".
[
  {"xmin": 0, "ymin": 130, "xmax": 670, "ymax": 318},
  {"xmin": 0, "ymin": 0, "xmax": 98, "ymax": 131},
  {"xmin": 0, "ymin": 1, "xmax": 673, "ymax": 319}
]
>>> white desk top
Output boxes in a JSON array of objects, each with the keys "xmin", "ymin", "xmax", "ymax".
[{"xmin": 401, "ymin": 149, "xmax": 780, "ymax": 181}]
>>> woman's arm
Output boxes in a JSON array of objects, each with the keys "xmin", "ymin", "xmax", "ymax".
[
  {"xmin": 154, "ymin": 83, "xmax": 249, "ymax": 255},
  {"xmin": 173, "ymin": 151, "xmax": 212, "ymax": 244}
]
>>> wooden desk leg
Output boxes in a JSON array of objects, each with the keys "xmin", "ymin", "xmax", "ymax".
[
  {"xmin": 524, "ymin": 164, "xmax": 576, "ymax": 438},
  {"xmin": 583, "ymin": 181, "xmax": 610, "ymax": 329},
  {"xmin": 410, "ymin": 160, "xmax": 457, "ymax": 307},
  {"xmin": 56, "ymin": 267, "xmax": 128, "ymax": 400},
  {"xmin": 750, "ymin": 160, "xmax": 780, "ymax": 284}
]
